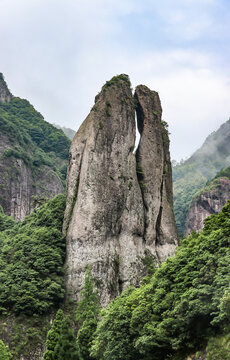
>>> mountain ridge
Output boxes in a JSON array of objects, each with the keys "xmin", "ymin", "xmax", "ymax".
[
  {"xmin": 173, "ymin": 118, "xmax": 230, "ymax": 236},
  {"xmin": 0, "ymin": 73, "xmax": 71, "ymax": 219}
]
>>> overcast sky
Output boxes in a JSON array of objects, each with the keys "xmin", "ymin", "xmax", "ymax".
[{"xmin": 1, "ymin": 0, "xmax": 230, "ymax": 160}]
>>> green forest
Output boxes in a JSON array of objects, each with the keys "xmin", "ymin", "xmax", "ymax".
[
  {"xmin": 0, "ymin": 196, "xmax": 229, "ymax": 359},
  {"xmin": 0, "ymin": 97, "xmax": 71, "ymax": 185}
]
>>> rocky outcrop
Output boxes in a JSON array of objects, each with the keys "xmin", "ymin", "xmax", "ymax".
[
  {"xmin": 63, "ymin": 75, "xmax": 178, "ymax": 305},
  {"xmin": 185, "ymin": 177, "xmax": 230, "ymax": 236},
  {"xmin": 0, "ymin": 73, "xmax": 12, "ymax": 103},
  {"xmin": 0, "ymin": 133, "xmax": 63, "ymax": 220}
]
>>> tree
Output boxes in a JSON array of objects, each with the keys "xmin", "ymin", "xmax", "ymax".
[
  {"xmin": 43, "ymin": 309, "xmax": 78, "ymax": 360},
  {"xmin": 76, "ymin": 266, "xmax": 101, "ymax": 360},
  {"xmin": 0, "ymin": 339, "xmax": 12, "ymax": 360},
  {"xmin": 53, "ymin": 318, "xmax": 79, "ymax": 360}
]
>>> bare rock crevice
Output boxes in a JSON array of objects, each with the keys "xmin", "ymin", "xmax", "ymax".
[{"xmin": 64, "ymin": 75, "xmax": 178, "ymax": 306}]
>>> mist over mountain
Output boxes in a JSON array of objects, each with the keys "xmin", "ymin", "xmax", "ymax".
[
  {"xmin": 53, "ymin": 124, "xmax": 76, "ymax": 140},
  {"xmin": 185, "ymin": 165, "xmax": 230, "ymax": 236},
  {"xmin": 173, "ymin": 118, "xmax": 230, "ymax": 236}
]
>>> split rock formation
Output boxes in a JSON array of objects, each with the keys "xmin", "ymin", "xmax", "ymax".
[{"xmin": 63, "ymin": 75, "xmax": 178, "ymax": 305}]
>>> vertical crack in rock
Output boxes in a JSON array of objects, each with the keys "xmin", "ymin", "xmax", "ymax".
[{"xmin": 64, "ymin": 76, "xmax": 178, "ymax": 306}]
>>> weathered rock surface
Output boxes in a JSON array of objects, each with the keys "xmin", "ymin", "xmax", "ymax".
[
  {"xmin": 63, "ymin": 75, "xmax": 178, "ymax": 305},
  {"xmin": 0, "ymin": 73, "xmax": 12, "ymax": 103},
  {"xmin": 185, "ymin": 177, "xmax": 230, "ymax": 236},
  {"xmin": 0, "ymin": 133, "xmax": 63, "ymax": 220},
  {"xmin": 135, "ymin": 85, "xmax": 178, "ymax": 261}
]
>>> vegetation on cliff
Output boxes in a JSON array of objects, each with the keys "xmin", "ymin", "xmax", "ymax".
[
  {"xmin": 214, "ymin": 165, "xmax": 230, "ymax": 180},
  {"xmin": 0, "ymin": 96, "xmax": 71, "ymax": 186},
  {"xmin": 0, "ymin": 339, "xmax": 12, "ymax": 359},
  {"xmin": 75, "ymin": 266, "xmax": 101, "ymax": 360}
]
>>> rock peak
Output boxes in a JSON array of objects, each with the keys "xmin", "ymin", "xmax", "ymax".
[
  {"xmin": 63, "ymin": 76, "xmax": 178, "ymax": 306},
  {"xmin": 0, "ymin": 73, "xmax": 12, "ymax": 103}
]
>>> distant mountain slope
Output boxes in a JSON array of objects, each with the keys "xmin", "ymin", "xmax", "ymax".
[
  {"xmin": 173, "ymin": 119, "xmax": 230, "ymax": 236},
  {"xmin": 0, "ymin": 73, "xmax": 71, "ymax": 220},
  {"xmin": 53, "ymin": 124, "xmax": 76, "ymax": 140},
  {"xmin": 185, "ymin": 165, "xmax": 230, "ymax": 235}
]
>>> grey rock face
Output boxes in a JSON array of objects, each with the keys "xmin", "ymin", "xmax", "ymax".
[
  {"xmin": 135, "ymin": 85, "xmax": 178, "ymax": 261},
  {"xmin": 0, "ymin": 133, "xmax": 63, "ymax": 220},
  {"xmin": 64, "ymin": 75, "xmax": 178, "ymax": 305},
  {"xmin": 185, "ymin": 177, "xmax": 230, "ymax": 236},
  {"xmin": 0, "ymin": 73, "xmax": 12, "ymax": 103}
]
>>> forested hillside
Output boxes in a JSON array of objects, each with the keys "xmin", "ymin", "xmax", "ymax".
[
  {"xmin": 0, "ymin": 195, "xmax": 66, "ymax": 359},
  {"xmin": 0, "ymin": 73, "xmax": 71, "ymax": 220},
  {"xmin": 0, "ymin": 96, "xmax": 70, "ymax": 183},
  {"xmin": 1, "ymin": 196, "xmax": 230, "ymax": 359},
  {"xmin": 91, "ymin": 201, "xmax": 230, "ymax": 360},
  {"xmin": 173, "ymin": 119, "xmax": 230, "ymax": 236},
  {"xmin": 185, "ymin": 164, "xmax": 230, "ymax": 235}
]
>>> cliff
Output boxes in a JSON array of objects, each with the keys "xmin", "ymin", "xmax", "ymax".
[
  {"xmin": 0, "ymin": 132, "xmax": 63, "ymax": 220},
  {"xmin": 63, "ymin": 75, "xmax": 178, "ymax": 305},
  {"xmin": 0, "ymin": 73, "xmax": 12, "ymax": 103},
  {"xmin": 0, "ymin": 73, "xmax": 71, "ymax": 220},
  {"xmin": 185, "ymin": 168, "xmax": 230, "ymax": 235}
]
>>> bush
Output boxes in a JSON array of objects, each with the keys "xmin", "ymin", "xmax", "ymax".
[{"xmin": 0, "ymin": 339, "xmax": 12, "ymax": 359}]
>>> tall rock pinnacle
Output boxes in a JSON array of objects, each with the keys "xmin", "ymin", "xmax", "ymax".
[
  {"xmin": 135, "ymin": 85, "xmax": 178, "ymax": 261},
  {"xmin": 63, "ymin": 75, "xmax": 178, "ymax": 305},
  {"xmin": 0, "ymin": 73, "xmax": 12, "ymax": 103}
]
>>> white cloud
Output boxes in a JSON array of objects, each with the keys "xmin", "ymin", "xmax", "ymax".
[{"xmin": 0, "ymin": 0, "xmax": 229, "ymax": 161}]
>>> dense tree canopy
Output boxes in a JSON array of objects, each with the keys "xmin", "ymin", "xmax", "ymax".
[
  {"xmin": 0, "ymin": 97, "xmax": 70, "ymax": 185},
  {"xmin": 91, "ymin": 201, "xmax": 230, "ymax": 360},
  {"xmin": 0, "ymin": 194, "xmax": 66, "ymax": 315}
]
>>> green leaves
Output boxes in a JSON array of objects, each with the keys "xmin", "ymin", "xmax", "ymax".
[
  {"xmin": 0, "ymin": 194, "xmax": 66, "ymax": 315},
  {"xmin": 0, "ymin": 340, "xmax": 12, "ymax": 360},
  {"xmin": 0, "ymin": 96, "xmax": 71, "ymax": 186},
  {"xmin": 76, "ymin": 266, "xmax": 101, "ymax": 360},
  {"xmin": 43, "ymin": 309, "xmax": 79, "ymax": 360}
]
